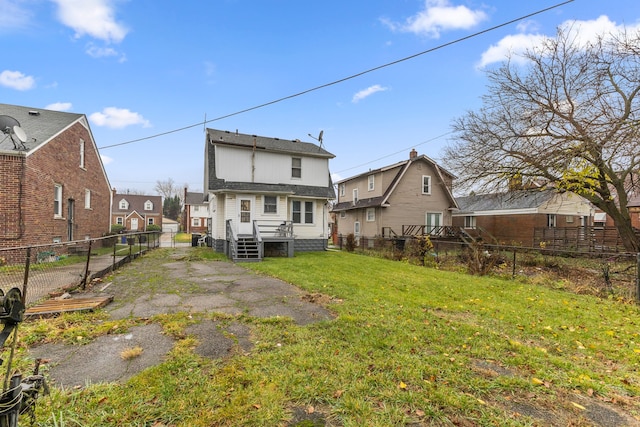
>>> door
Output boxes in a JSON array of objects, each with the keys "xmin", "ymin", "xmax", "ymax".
[
  {"xmin": 130, "ymin": 217, "xmax": 139, "ymax": 231},
  {"xmin": 237, "ymin": 197, "xmax": 254, "ymax": 235},
  {"xmin": 425, "ymin": 212, "xmax": 442, "ymax": 235},
  {"xmin": 67, "ymin": 199, "xmax": 75, "ymax": 241}
]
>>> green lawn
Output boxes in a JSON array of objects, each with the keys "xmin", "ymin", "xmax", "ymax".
[{"xmin": 24, "ymin": 250, "xmax": 640, "ymax": 426}]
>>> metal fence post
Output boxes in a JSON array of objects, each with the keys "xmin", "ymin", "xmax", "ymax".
[
  {"xmin": 81, "ymin": 240, "xmax": 93, "ymax": 289},
  {"xmin": 22, "ymin": 247, "xmax": 31, "ymax": 304},
  {"xmin": 512, "ymin": 249, "xmax": 517, "ymax": 278},
  {"xmin": 636, "ymin": 253, "xmax": 640, "ymax": 303}
]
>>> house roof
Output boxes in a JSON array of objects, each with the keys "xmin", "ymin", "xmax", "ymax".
[
  {"xmin": 113, "ymin": 193, "xmax": 163, "ymax": 214},
  {"xmin": 207, "ymin": 129, "xmax": 335, "ymax": 158},
  {"xmin": 0, "ymin": 103, "xmax": 84, "ymax": 152},
  {"xmin": 455, "ymin": 189, "xmax": 558, "ymax": 214},
  {"xmin": 206, "ymin": 129, "xmax": 336, "ymax": 199},
  {"xmin": 185, "ymin": 191, "xmax": 205, "ymax": 205}
]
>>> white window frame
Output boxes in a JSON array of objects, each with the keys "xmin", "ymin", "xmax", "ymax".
[
  {"xmin": 366, "ymin": 208, "xmax": 375, "ymax": 222},
  {"xmin": 422, "ymin": 175, "xmax": 431, "ymax": 195},
  {"xmin": 116, "ymin": 217, "xmax": 124, "ymax": 225},
  {"xmin": 119, "ymin": 199, "xmax": 128, "ymax": 210},
  {"xmin": 54, "ymin": 184, "xmax": 63, "ymax": 217},
  {"xmin": 547, "ymin": 214, "xmax": 557, "ymax": 228},
  {"xmin": 353, "ymin": 188, "xmax": 358, "ymax": 204},
  {"xmin": 354, "ymin": 221, "xmax": 360, "ymax": 236},
  {"xmin": 292, "ymin": 200, "xmax": 314, "ymax": 224},
  {"xmin": 144, "ymin": 200, "xmax": 153, "ymax": 211},
  {"xmin": 368, "ymin": 175, "xmax": 374, "ymax": 191},
  {"xmin": 291, "ymin": 157, "xmax": 302, "ymax": 179},
  {"xmin": 79, "ymin": 139, "xmax": 85, "ymax": 169},
  {"xmin": 192, "ymin": 218, "xmax": 201, "ymax": 227},
  {"xmin": 194, "ymin": 205, "xmax": 200, "ymax": 212},
  {"xmin": 464, "ymin": 216, "xmax": 476, "ymax": 229},
  {"xmin": 84, "ymin": 189, "xmax": 91, "ymax": 209},
  {"xmin": 148, "ymin": 217, "xmax": 154, "ymax": 225},
  {"xmin": 339, "ymin": 184, "xmax": 345, "ymax": 197},
  {"xmin": 264, "ymin": 196, "xmax": 277, "ymax": 214}
]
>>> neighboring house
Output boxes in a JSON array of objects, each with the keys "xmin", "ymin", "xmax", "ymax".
[
  {"xmin": 162, "ymin": 217, "xmax": 180, "ymax": 234},
  {"xmin": 204, "ymin": 129, "xmax": 335, "ymax": 260},
  {"xmin": 0, "ymin": 103, "xmax": 111, "ymax": 248},
  {"xmin": 183, "ymin": 189, "xmax": 209, "ymax": 234},
  {"xmin": 452, "ymin": 189, "xmax": 594, "ymax": 246},
  {"xmin": 332, "ymin": 149, "xmax": 458, "ymax": 240},
  {"xmin": 111, "ymin": 190, "xmax": 162, "ymax": 232}
]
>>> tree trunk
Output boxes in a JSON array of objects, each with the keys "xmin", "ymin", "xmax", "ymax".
[{"xmin": 614, "ymin": 220, "xmax": 640, "ymax": 253}]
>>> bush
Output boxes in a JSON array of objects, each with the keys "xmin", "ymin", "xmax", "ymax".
[
  {"xmin": 345, "ymin": 233, "xmax": 357, "ymax": 252},
  {"xmin": 147, "ymin": 224, "xmax": 161, "ymax": 232},
  {"xmin": 405, "ymin": 235, "xmax": 436, "ymax": 267},
  {"xmin": 111, "ymin": 224, "xmax": 125, "ymax": 234}
]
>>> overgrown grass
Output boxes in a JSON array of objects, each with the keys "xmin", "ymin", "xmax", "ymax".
[{"xmin": 19, "ymin": 250, "xmax": 640, "ymax": 425}]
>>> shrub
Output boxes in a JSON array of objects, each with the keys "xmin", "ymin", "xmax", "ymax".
[
  {"xmin": 110, "ymin": 224, "xmax": 125, "ymax": 234},
  {"xmin": 147, "ymin": 224, "xmax": 161, "ymax": 232},
  {"xmin": 345, "ymin": 233, "xmax": 357, "ymax": 252}
]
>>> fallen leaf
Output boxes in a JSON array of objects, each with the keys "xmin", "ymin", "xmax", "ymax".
[
  {"xmin": 398, "ymin": 381, "xmax": 407, "ymax": 389},
  {"xmin": 306, "ymin": 406, "xmax": 315, "ymax": 414},
  {"xmin": 333, "ymin": 389, "xmax": 344, "ymax": 398},
  {"xmin": 252, "ymin": 404, "xmax": 261, "ymax": 410},
  {"xmin": 571, "ymin": 402, "xmax": 586, "ymax": 410},
  {"xmin": 531, "ymin": 377, "xmax": 544, "ymax": 386}
]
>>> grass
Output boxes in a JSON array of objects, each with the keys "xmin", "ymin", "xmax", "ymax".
[
  {"xmin": 15, "ymin": 249, "xmax": 640, "ymax": 426},
  {"xmin": 175, "ymin": 233, "xmax": 192, "ymax": 243}
]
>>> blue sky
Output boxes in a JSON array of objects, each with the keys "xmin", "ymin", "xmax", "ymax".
[{"xmin": 2, "ymin": 0, "xmax": 639, "ymax": 195}]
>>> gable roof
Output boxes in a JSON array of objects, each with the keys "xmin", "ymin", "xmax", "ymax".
[
  {"xmin": 0, "ymin": 103, "xmax": 84, "ymax": 153},
  {"xmin": 206, "ymin": 129, "xmax": 335, "ymax": 199},
  {"xmin": 113, "ymin": 193, "xmax": 163, "ymax": 214},
  {"xmin": 185, "ymin": 191, "xmax": 205, "ymax": 205},
  {"xmin": 455, "ymin": 189, "xmax": 558, "ymax": 214}
]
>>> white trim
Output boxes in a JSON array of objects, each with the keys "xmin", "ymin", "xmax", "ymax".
[{"xmin": 452, "ymin": 208, "xmax": 539, "ymax": 216}]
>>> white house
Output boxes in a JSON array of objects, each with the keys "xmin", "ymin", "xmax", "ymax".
[{"xmin": 204, "ymin": 129, "xmax": 335, "ymax": 261}]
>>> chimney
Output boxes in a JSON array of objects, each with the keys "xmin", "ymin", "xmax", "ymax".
[{"xmin": 410, "ymin": 149, "xmax": 417, "ymax": 160}]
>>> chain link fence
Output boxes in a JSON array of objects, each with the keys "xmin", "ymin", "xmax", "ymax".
[{"xmin": 0, "ymin": 232, "xmax": 161, "ymax": 306}]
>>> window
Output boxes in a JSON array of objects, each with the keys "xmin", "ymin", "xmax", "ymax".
[
  {"xmin": 194, "ymin": 205, "xmax": 200, "ymax": 212},
  {"xmin": 547, "ymin": 214, "xmax": 557, "ymax": 228},
  {"xmin": 366, "ymin": 208, "xmax": 375, "ymax": 222},
  {"xmin": 116, "ymin": 217, "xmax": 123, "ymax": 225},
  {"xmin": 291, "ymin": 157, "xmax": 302, "ymax": 178},
  {"xmin": 425, "ymin": 212, "xmax": 442, "ymax": 235},
  {"xmin": 422, "ymin": 175, "xmax": 431, "ymax": 195},
  {"xmin": 353, "ymin": 189, "xmax": 358, "ymax": 204},
  {"xmin": 354, "ymin": 221, "xmax": 360, "ymax": 236},
  {"xmin": 144, "ymin": 200, "xmax": 153, "ymax": 211},
  {"xmin": 79, "ymin": 139, "xmax": 85, "ymax": 168},
  {"xmin": 264, "ymin": 196, "xmax": 277, "ymax": 214},
  {"xmin": 119, "ymin": 199, "xmax": 128, "ymax": 210},
  {"xmin": 192, "ymin": 218, "xmax": 201, "ymax": 227},
  {"xmin": 565, "ymin": 215, "xmax": 574, "ymax": 223},
  {"xmin": 148, "ymin": 218, "xmax": 154, "ymax": 225},
  {"xmin": 54, "ymin": 184, "xmax": 62, "ymax": 217},
  {"xmin": 340, "ymin": 211, "xmax": 346, "ymax": 218},
  {"xmin": 368, "ymin": 175, "xmax": 374, "ymax": 191},
  {"xmin": 84, "ymin": 189, "xmax": 91, "ymax": 209},
  {"xmin": 464, "ymin": 216, "xmax": 476, "ymax": 229},
  {"xmin": 339, "ymin": 184, "xmax": 345, "ymax": 197},
  {"xmin": 292, "ymin": 200, "xmax": 313, "ymax": 224}
]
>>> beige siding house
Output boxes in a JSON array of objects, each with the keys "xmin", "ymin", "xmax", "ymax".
[{"xmin": 332, "ymin": 150, "xmax": 458, "ymax": 239}]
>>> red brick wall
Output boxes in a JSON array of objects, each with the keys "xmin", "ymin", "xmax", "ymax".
[
  {"xmin": 0, "ymin": 153, "xmax": 26, "ymax": 242},
  {"xmin": 1, "ymin": 122, "xmax": 111, "ymax": 248}
]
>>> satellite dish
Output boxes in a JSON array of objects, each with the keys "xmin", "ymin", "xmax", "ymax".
[
  {"xmin": 13, "ymin": 126, "xmax": 27, "ymax": 143},
  {"xmin": 0, "ymin": 115, "xmax": 20, "ymax": 133}
]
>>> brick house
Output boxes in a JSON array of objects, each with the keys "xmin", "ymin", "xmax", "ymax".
[
  {"xmin": 111, "ymin": 191, "xmax": 162, "ymax": 232},
  {"xmin": 183, "ymin": 190, "xmax": 208, "ymax": 234},
  {"xmin": 332, "ymin": 149, "xmax": 458, "ymax": 239},
  {"xmin": 0, "ymin": 103, "xmax": 111, "ymax": 248},
  {"xmin": 452, "ymin": 189, "xmax": 594, "ymax": 246}
]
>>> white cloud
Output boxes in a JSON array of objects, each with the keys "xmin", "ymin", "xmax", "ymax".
[
  {"xmin": 89, "ymin": 107, "xmax": 151, "ymax": 129},
  {"xmin": 352, "ymin": 85, "xmax": 389, "ymax": 103},
  {"xmin": 383, "ymin": 0, "xmax": 488, "ymax": 38},
  {"xmin": 0, "ymin": 0, "xmax": 33, "ymax": 31},
  {"xmin": 52, "ymin": 0, "xmax": 128, "ymax": 43},
  {"xmin": 477, "ymin": 15, "xmax": 640, "ymax": 68},
  {"xmin": 0, "ymin": 70, "xmax": 35, "ymax": 90},
  {"xmin": 100, "ymin": 154, "xmax": 113, "ymax": 165},
  {"xmin": 45, "ymin": 102, "xmax": 73, "ymax": 111}
]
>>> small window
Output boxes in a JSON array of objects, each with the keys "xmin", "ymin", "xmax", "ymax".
[
  {"xmin": 264, "ymin": 196, "xmax": 277, "ymax": 214},
  {"xmin": 292, "ymin": 157, "xmax": 302, "ymax": 178},
  {"xmin": 339, "ymin": 184, "xmax": 345, "ymax": 197},
  {"xmin": 54, "ymin": 184, "xmax": 63, "ymax": 217},
  {"xmin": 422, "ymin": 175, "xmax": 431, "ymax": 195},
  {"xmin": 79, "ymin": 139, "xmax": 85, "ymax": 168},
  {"xmin": 148, "ymin": 218, "xmax": 154, "ymax": 225},
  {"xmin": 353, "ymin": 189, "xmax": 358, "ymax": 204},
  {"xmin": 194, "ymin": 205, "xmax": 200, "ymax": 212},
  {"xmin": 116, "ymin": 217, "xmax": 124, "ymax": 225},
  {"xmin": 368, "ymin": 175, "xmax": 374, "ymax": 191},
  {"xmin": 304, "ymin": 201, "xmax": 313, "ymax": 224},
  {"xmin": 144, "ymin": 200, "xmax": 153, "ymax": 211},
  {"xmin": 292, "ymin": 200, "xmax": 313, "ymax": 224},
  {"xmin": 84, "ymin": 189, "xmax": 91, "ymax": 209},
  {"xmin": 192, "ymin": 218, "xmax": 201, "ymax": 227},
  {"xmin": 565, "ymin": 215, "xmax": 574, "ymax": 223},
  {"xmin": 464, "ymin": 216, "xmax": 476, "ymax": 229},
  {"xmin": 119, "ymin": 199, "xmax": 128, "ymax": 210},
  {"xmin": 340, "ymin": 211, "xmax": 346, "ymax": 218},
  {"xmin": 354, "ymin": 221, "xmax": 360, "ymax": 236},
  {"xmin": 366, "ymin": 208, "xmax": 375, "ymax": 222},
  {"xmin": 547, "ymin": 214, "xmax": 557, "ymax": 228}
]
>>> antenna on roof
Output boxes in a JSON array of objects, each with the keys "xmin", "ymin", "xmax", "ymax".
[
  {"xmin": 308, "ymin": 130, "xmax": 324, "ymax": 149},
  {"xmin": 0, "ymin": 115, "xmax": 28, "ymax": 150}
]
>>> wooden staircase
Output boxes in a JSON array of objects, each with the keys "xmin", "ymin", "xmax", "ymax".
[{"xmin": 234, "ymin": 235, "xmax": 262, "ymax": 262}]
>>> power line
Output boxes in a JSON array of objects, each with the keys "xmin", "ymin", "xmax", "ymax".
[{"xmin": 99, "ymin": 0, "xmax": 574, "ymax": 150}]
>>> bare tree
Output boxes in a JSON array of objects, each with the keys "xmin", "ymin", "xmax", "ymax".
[
  {"xmin": 443, "ymin": 27, "xmax": 640, "ymax": 252},
  {"xmin": 154, "ymin": 178, "xmax": 178, "ymax": 199}
]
